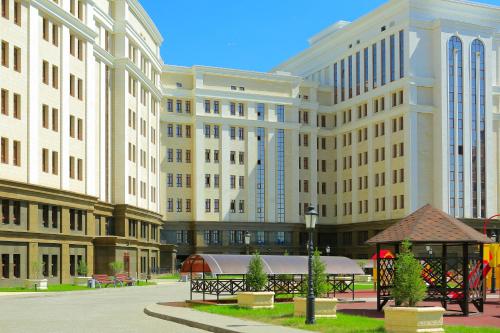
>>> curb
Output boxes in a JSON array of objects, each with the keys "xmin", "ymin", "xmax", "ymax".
[{"xmin": 144, "ymin": 305, "xmax": 240, "ymax": 333}]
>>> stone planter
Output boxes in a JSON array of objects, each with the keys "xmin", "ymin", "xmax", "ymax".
[
  {"xmin": 237, "ymin": 292, "xmax": 275, "ymax": 309},
  {"xmin": 293, "ymin": 297, "xmax": 338, "ymax": 318},
  {"xmin": 384, "ymin": 306, "xmax": 445, "ymax": 333},
  {"xmin": 354, "ymin": 274, "xmax": 372, "ymax": 283},
  {"xmin": 73, "ymin": 276, "xmax": 92, "ymax": 287},
  {"xmin": 24, "ymin": 279, "xmax": 48, "ymax": 290}
]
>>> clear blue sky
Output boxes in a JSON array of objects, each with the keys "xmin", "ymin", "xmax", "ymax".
[{"xmin": 139, "ymin": 0, "xmax": 500, "ymax": 72}]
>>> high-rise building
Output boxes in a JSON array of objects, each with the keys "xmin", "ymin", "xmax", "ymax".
[
  {"xmin": 0, "ymin": 0, "xmax": 163, "ymax": 286},
  {"xmin": 2, "ymin": 0, "xmax": 500, "ymax": 286}
]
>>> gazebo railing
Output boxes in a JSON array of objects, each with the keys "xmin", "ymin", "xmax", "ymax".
[{"xmin": 376, "ymin": 251, "xmax": 485, "ymax": 316}]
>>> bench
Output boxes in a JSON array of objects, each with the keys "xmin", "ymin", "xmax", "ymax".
[
  {"xmin": 93, "ymin": 274, "xmax": 115, "ymax": 288},
  {"xmin": 115, "ymin": 274, "xmax": 135, "ymax": 287}
]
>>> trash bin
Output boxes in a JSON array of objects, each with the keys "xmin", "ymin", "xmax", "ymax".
[{"xmin": 88, "ymin": 279, "xmax": 96, "ymax": 289}]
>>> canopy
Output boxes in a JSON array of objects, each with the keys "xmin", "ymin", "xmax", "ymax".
[
  {"xmin": 181, "ymin": 254, "xmax": 364, "ymax": 276},
  {"xmin": 367, "ymin": 204, "xmax": 492, "ymax": 244}
]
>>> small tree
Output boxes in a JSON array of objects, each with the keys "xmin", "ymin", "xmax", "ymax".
[
  {"xmin": 246, "ymin": 252, "xmax": 268, "ymax": 292},
  {"xmin": 30, "ymin": 261, "xmax": 43, "ymax": 280},
  {"xmin": 109, "ymin": 261, "xmax": 124, "ymax": 276},
  {"xmin": 77, "ymin": 260, "xmax": 88, "ymax": 277},
  {"xmin": 311, "ymin": 249, "xmax": 329, "ymax": 297},
  {"xmin": 392, "ymin": 240, "xmax": 427, "ymax": 307}
]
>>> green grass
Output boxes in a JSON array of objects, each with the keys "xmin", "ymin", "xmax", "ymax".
[
  {"xmin": 193, "ymin": 303, "xmax": 500, "ymax": 333},
  {"xmin": 156, "ymin": 273, "xmax": 180, "ymax": 280},
  {"xmin": 0, "ymin": 281, "xmax": 156, "ymax": 292}
]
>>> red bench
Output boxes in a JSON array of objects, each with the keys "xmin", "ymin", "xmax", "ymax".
[
  {"xmin": 115, "ymin": 274, "xmax": 135, "ymax": 286},
  {"xmin": 93, "ymin": 274, "xmax": 115, "ymax": 288}
]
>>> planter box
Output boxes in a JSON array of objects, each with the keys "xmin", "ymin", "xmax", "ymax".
[
  {"xmin": 73, "ymin": 276, "xmax": 92, "ymax": 287},
  {"xmin": 237, "ymin": 292, "xmax": 275, "ymax": 309},
  {"xmin": 293, "ymin": 297, "xmax": 338, "ymax": 318},
  {"xmin": 354, "ymin": 274, "xmax": 372, "ymax": 283},
  {"xmin": 384, "ymin": 306, "xmax": 445, "ymax": 333},
  {"xmin": 24, "ymin": 279, "xmax": 48, "ymax": 290}
]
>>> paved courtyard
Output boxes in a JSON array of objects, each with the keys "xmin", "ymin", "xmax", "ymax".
[{"xmin": 0, "ymin": 282, "xmax": 206, "ymax": 333}]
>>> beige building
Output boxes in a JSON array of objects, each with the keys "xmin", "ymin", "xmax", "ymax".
[
  {"xmin": 3, "ymin": 0, "xmax": 500, "ymax": 283},
  {"xmin": 161, "ymin": 0, "xmax": 500, "ymax": 261},
  {"xmin": 0, "ymin": 0, "xmax": 163, "ymax": 286}
]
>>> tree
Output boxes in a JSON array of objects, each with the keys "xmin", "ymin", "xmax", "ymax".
[
  {"xmin": 246, "ymin": 252, "xmax": 268, "ymax": 292},
  {"xmin": 109, "ymin": 261, "xmax": 124, "ymax": 276},
  {"xmin": 392, "ymin": 240, "xmax": 427, "ymax": 307},
  {"xmin": 77, "ymin": 260, "xmax": 88, "ymax": 277},
  {"xmin": 311, "ymin": 249, "xmax": 329, "ymax": 297}
]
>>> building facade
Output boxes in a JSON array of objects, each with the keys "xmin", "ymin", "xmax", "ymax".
[
  {"xmin": 2, "ymin": 0, "xmax": 500, "ymax": 283},
  {"xmin": 161, "ymin": 0, "xmax": 500, "ymax": 260},
  {"xmin": 0, "ymin": 0, "xmax": 162, "ymax": 286}
]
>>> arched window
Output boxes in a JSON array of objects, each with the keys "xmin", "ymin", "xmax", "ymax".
[
  {"xmin": 471, "ymin": 39, "xmax": 486, "ymax": 217},
  {"xmin": 448, "ymin": 36, "xmax": 464, "ymax": 217}
]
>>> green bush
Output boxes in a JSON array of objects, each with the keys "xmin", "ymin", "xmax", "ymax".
[
  {"xmin": 109, "ymin": 261, "xmax": 124, "ymax": 275},
  {"xmin": 301, "ymin": 250, "xmax": 330, "ymax": 297},
  {"xmin": 246, "ymin": 252, "xmax": 268, "ymax": 292},
  {"xmin": 77, "ymin": 260, "xmax": 88, "ymax": 277},
  {"xmin": 392, "ymin": 240, "xmax": 426, "ymax": 307}
]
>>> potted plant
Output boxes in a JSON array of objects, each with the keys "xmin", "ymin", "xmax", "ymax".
[
  {"xmin": 73, "ymin": 260, "xmax": 91, "ymax": 286},
  {"xmin": 24, "ymin": 261, "xmax": 48, "ymax": 290},
  {"xmin": 355, "ymin": 259, "xmax": 372, "ymax": 283},
  {"xmin": 384, "ymin": 240, "xmax": 445, "ymax": 333},
  {"xmin": 237, "ymin": 252, "xmax": 274, "ymax": 309},
  {"xmin": 294, "ymin": 250, "xmax": 338, "ymax": 318}
]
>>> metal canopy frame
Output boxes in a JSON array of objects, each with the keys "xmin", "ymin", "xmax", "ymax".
[{"xmin": 183, "ymin": 254, "xmax": 364, "ymax": 302}]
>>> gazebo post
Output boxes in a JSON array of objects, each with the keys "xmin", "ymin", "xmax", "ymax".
[
  {"xmin": 202, "ymin": 258, "xmax": 206, "ymax": 302},
  {"xmin": 463, "ymin": 243, "xmax": 469, "ymax": 316},
  {"xmin": 479, "ymin": 243, "xmax": 484, "ymax": 313},
  {"xmin": 441, "ymin": 243, "xmax": 447, "ymax": 310},
  {"xmin": 376, "ymin": 243, "xmax": 381, "ymax": 311},
  {"xmin": 190, "ymin": 257, "xmax": 193, "ymax": 301}
]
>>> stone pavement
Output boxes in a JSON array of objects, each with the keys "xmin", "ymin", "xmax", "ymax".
[
  {"xmin": 0, "ymin": 282, "xmax": 207, "ymax": 333},
  {"xmin": 145, "ymin": 303, "xmax": 309, "ymax": 333}
]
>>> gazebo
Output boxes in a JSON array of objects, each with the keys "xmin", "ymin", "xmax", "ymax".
[{"xmin": 367, "ymin": 204, "xmax": 492, "ymax": 316}]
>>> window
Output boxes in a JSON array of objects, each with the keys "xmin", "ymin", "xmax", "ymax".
[
  {"xmin": 13, "ymin": 0, "xmax": 20, "ymax": 26},
  {"xmin": 52, "ymin": 65, "xmax": 58, "ymax": 89},
  {"xmin": 1, "ymin": 89, "xmax": 7, "ymax": 115},
  {"xmin": 238, "ymin": 103, "xmax": 244, "ymax": 116},
  {"xmin": 205, "ymin": 199, "xmax": 211, "ymax": 213},
  {"xmin": 1, "ymin": 41, "xmax": 8, "ymax": 67},
  {"xmin": 399, "ymin": 30, "xmax": 405, "ymax": 78},
  {"xmin": 13, "ymin": 93, "xmax": 20, "ymax": 119},
  {"xmin": 51, "ymin": 151, "xmax": 58, "ymax": 175},
  {"xmin": 204, "ymin": 100, "xmax": 210, "ymax": 113},
  {"xmin": 390, "ymin": 34, "xmax": 395, "ymax": 82},
  {"xmin": 12, "ymin": 140, "xmax": 20, "ymax": 166},
  {"xmin": 1, "ymin": 0, "xmax": 8, "ymax": 19},
  {"xmin": 1, "ymin": 137, "xmax": 8, "ymax": 164},
  {"xmin": 214, "ymin": 101, "xmax": 220, "ymax": 114},
  {"xmin": 381, "ymin": 39, "xmax": 386, "ymax": 85},
  {"xmin": 372, "ymin": 43, "xmax": 377, "ymax": 89},
  {"xmin": 13, "ymin": 46, "xmax": 20, "ymax": 72}
]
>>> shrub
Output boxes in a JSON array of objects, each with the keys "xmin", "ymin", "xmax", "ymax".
[
  {"xmin": 392, "ymin": 240, "xmax": 427, "ymax": 307},
  {"xmin": 109, "ymin": 261, "xmax": 124, "ymax": 276},
  {"xmin": 77, "ymin": 260, "xmax": 88, "ymax": 277},
  {"xmin": 246, "ymin": 252, "xmax": 268, "ymax": 292},
  {"xmin": 301, "ymin": 250, "xmax": 330, "ymax": 297},
  {"xmin": 30, "ymin": 261, "xmax": 43, "ymax": 280}
]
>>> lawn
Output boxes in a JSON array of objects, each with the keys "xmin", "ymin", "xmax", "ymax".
[
  {"xmin": 193, "ymin": 303, "xmax": 500, "ymax": 333},
  {"xmin": 156, "ymin": 273, "xmax": 180, "ymax": 280},
  {"xmin": 0, "ymin": 281, "xmax": 156, "ymax": 292}
]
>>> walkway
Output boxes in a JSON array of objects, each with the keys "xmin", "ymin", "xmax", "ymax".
[
  {"xmin": 0, "ymin": 282, "xmax": 207, "ymax": 333},
  {"xmin": 145, "ymin": 303, "xmax": 308, "ymax": 333}
]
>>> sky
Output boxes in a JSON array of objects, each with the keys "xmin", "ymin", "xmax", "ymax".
[{"xmin": 139, "ymin": 0, "xmax": 500, "ymax": 72}]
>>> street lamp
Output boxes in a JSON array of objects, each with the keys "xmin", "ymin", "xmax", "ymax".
[
  {"xmin": 325, "ymin": 245, "xmax": 331, "ymax": 256},
  {"xmin": 305, "ymin": 205, "xmax": 318, "ymax": 325},
  {"xmin": 491, "ymin": 232, "xmax": 497, "ymax": 294},
  {"xmin": 244, "ymin": 231, "xmax": 251, "ymax": 255}
]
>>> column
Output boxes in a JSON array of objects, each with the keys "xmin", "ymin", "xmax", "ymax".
[
  {"xmin": 193, "ymin": 120, "xmax": 205, "ymax": 220},
  {"xmin": 246, "ymin": 127, "xmax": 257, "ymax": 222},
  {"xmin": 61, "ymin": 243, "xmax": 70, "ymax": 284},
  {"xmin": 220, "ymin": 124, "xmax": 230, "ymax": 221},
  {"xmin": 27, "ymin": 6, "xmax": 40, "ymax": 184},
  {"xmin": 60, "ymin": 24, "xmax": 70, "ymax": 190}
]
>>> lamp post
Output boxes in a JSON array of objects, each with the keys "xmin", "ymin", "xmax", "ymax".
[
  {"xmin": 244, "ymin": 231, "xmax": 251, "ymax": 255},
  {"xmin": 325, "ymin": 245, "xmax": 331, "ymax": 256},
  {"xmin": 491, "ymin": 232, "xmax": 497, "ymax": 294},
  {"xmin": 305, "ymin": 205, "xmax": 318, "ymax": 325}
]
